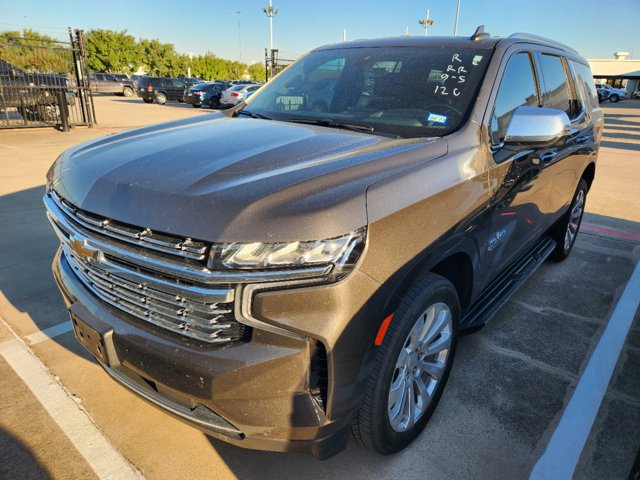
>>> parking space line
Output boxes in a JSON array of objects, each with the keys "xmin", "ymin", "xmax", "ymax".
[
  {"xmin": 530, "ymin": 259, "xmax": 640, "ymax": 479},
  {"xmin": 581, "ymin": 223, "xmax": 640, "ymax": 242},
  {"xmin": 0, "ymin": 318, "xmax": 141, "ymax": 480},
  {"xmin": 25, "ymin": 320, "xmax": 73, "ymax": 345}
]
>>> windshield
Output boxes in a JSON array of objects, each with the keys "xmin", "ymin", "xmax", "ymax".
[{"xmin": 247, "ymin": 46, "xmax": 492, "ymax": 138}]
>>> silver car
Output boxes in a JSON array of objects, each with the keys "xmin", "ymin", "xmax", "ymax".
[{"xmin": 220, "ymin": 84, "xmax": 261, "ymax": 107}]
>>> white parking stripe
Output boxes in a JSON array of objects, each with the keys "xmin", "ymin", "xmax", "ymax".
[
  {"xmin": 0, "ymin": 319, "xmax": 142, "ymax": 480},
  {"xmin": 25, "ymin": 320, "xmax": 73, "ymax": 345},
  {"xmin": 530, "ymin": 259, "xmax": 640, "ymax": 479}
]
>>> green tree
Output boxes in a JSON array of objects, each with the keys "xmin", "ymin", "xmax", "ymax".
[
  {"xmin": 84, "ymin": 29, "xmax": 140, "ymax": 73},
  {"xmin": 248, "ymin": 62, "xmax": 266, "ymax": 82},
  {"xmin": 138, "ymin": 38, "xmax": 181, "ymax": 77},
  {"xmin": 0, "ymin": 29, "xmax": 72, "ymax": 74}
]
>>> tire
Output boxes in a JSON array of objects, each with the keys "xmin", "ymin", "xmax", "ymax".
[
  {"xmin": 123, "ymin": 86, "xmax": 134, "ymax": 97},
  {"xmin": 549, "ymin": 178, "xmax": 588, "ymax": 262},
  {"xmin": 352, "ymin": 273, "xmax": 460, "ymax": 454},
  {"xmin": 155, "ymin": 92, "xmax": 167, "ymax": 105},
  {"xmin": 610, "ymin": 94, "xmax": 619, "ymax": 103},
  {"xmin": 143, "ymin": 97, "xmax": 153, "ymax": 104}
]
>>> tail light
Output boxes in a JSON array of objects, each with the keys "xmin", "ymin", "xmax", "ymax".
[
  {"xmin": 231, "ymin": 92, "xmax": 239, "ymax": 97},
  {"xmin": 194, "ymin": 91, "xmax": 203, "ymax": 96},
  {"xmin": 147, "ymin": 85, "xmax": 153, "ymax": 91}
]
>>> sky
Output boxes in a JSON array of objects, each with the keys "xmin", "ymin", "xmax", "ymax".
[{"xmin": 1, "ymin": 0, "xmax": 638, "ymax": 65}]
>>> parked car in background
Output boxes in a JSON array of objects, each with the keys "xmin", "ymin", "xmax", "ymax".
[
  {"xmin": 182, "ymin": 81, "xmax": 231, "ymax": 108},
  {"xmin": 89, "ymin": 73, "xmax": 135, "ymax": 97},
  {"xmin": 596, "ymin": 86, "xmax": 610, "ymax": 103},
  {"xmin": 45, "ymin": 29, "xmax": 602, "ymax": 459},
  {"xmin": 595, "ymin": 83, "xmax": 626, "ymax": 102},
  {"xmin": 0, "ymin": 59, "xmax": 76, "ymax": 119},
  {"xmin": 220, "ymin": 84, "xmax": 261, "ymax": 107},
  {"xmin": 633, "ymin": 88, "xmax": 640, "ymax": 99},
  {"xmin": 137, "ymin": 77, "xmax": 186, "ymax": 104}
]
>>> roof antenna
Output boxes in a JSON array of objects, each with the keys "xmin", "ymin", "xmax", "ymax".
[{"xmin": 471, "ymin": 25, "xmax": 490, "ymax": 42}]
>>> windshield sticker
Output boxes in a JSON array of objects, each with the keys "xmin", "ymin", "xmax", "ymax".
[
  {"xmin": 426, "ymin": 113, "xmax": 448, "ymax": 125},
  {"xmin": 472, "ymin": 55, "xmax": 484, "ymax": 66}
]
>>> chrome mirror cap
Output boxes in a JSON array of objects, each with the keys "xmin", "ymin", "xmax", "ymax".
[{"xmin": 504, "ymin": 106, "xmax": 571, "ymax": 145}]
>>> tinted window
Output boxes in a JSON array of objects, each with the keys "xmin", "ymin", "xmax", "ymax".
[
  {"xmin": 539, "ymin": 54, "xmax": 572, "ymax": 117},
  {"xmin": 248, "ymin": 46, "xmax": 492, "ymax": 138},
  {"xmin": 490, "ymin": 52, "xmax": 539, "ymax": 145},
  {"xmin": 571, "ymin": 60, "xmax": 598, "ymax": 111}
]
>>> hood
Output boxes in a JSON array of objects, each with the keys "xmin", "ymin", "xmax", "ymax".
[{"xmin": 51, "ymin": 114, "xmax": 447, "ymax": 242}]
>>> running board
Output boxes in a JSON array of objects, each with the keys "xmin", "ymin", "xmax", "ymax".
[{"xmin": 461, "ymin": 235, "xmax": 556, "ymax": 331}]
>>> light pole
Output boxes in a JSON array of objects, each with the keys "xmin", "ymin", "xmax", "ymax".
[
  {"xmin": 454, "ymin": 0, "xmax": 461, "ymax": 36},
  {"xmin": 418, "ymin": 9, "xmax": 435, "ymax": 36},
  {"xmin": 236, "ymin": 11, "xmax": 242, "ymax": 63},
  {"xmin": 262, "ymin": 0, "xmax": 279, "ymax": 54}
]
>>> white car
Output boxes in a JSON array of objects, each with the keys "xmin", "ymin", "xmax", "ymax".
[
  {"xmin": 595, "ymin": 83, "xmax": 626, "ymax": 102},
  {"xmin": 220, "ymin": 84, "xmax": 261, "ymax": 107}
]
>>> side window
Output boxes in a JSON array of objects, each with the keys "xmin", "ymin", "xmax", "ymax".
[
  {"xmin": 570, "ymin": 60, "xmax": 598, "ymax": 111},
  {"xmin": 538, "ymin": 54, "xmax": 574, "ymax": 118},
  {"xmin": 490, "ymin": 52, "xmax": 539, "ymax": 145}
]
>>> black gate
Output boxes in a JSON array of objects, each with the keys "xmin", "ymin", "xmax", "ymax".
[
  {"xmin": 265, "ymin": 48, "xmax": 296, "ymax": 81},
  {"xmin": 0, "ymin": 28, "xmax": 95, "ymax": 130}
]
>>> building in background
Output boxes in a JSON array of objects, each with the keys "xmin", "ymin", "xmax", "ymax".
[{"xmin": 589, "ymin": 52, "xmax": 640, "ymax": 98}]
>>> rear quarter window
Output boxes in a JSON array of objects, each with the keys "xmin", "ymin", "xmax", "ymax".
[{"xmin": 570, "ymin": 60, "xmax": 598, "ymax": 111}]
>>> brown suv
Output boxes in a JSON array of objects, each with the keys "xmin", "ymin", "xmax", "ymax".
[{"xmin": 45, "ymin": 27, "xmax": 602, "ymax": 459}]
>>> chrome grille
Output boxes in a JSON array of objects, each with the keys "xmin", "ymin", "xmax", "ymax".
[
  {"xmin": 45, "ymin": 190, "xmax": 248, "ymax": 345},
  {"xmin": 50, "ymin": 189, "xmax": 208, "ymax": 262}
]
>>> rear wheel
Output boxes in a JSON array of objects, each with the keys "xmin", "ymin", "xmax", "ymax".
[
  {"xmin": 610, "ymin": 94, "xmax": 619, "ymax": 103},
  {"xmin": 155, "ymin": 92, "xmax": 167, "ymax": 105},
  {"xmin": 352, "ymin": 273, "xmax": 459, "ymax": 454},
  {"xmin": 549, "ymin": 178, "xmax": 588, "ymax": 261},
  {"xmin": 123, "ymin": 86, "xmax": 134, "ymax": 97}
]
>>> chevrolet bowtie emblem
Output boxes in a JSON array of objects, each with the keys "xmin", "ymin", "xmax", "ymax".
[{"xmin": 69, "ymin": 235, "xmax": 100, "ymax": 261}]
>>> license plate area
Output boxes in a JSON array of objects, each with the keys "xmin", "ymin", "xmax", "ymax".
[{"xmin": 71, "ymin": 312, "xmax": 109, "ymax": 365}]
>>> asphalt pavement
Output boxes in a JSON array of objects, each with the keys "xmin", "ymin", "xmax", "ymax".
[{"xmin": 0, "ymin": 96, "xmax": 639, "ymax": 479}]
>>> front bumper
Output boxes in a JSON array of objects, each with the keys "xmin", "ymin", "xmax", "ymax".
[{"xmin": 52, "ymin": 247, "xmax": 353, "ymax": 458}]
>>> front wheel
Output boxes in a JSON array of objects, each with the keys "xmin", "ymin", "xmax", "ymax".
[
  {"xmin": 549, "ymin": 178, "xmax": 588, "ymax": 261},
  {"xmin": 352, "ymin": 273, "xmax": 459, "ymax": 454},
  {"xmin": 155, "ymin": 92, "xmax": 167, "ymax": 105},
  {"xmin": 610, "ymin": 94, "xmax": 619, "ymax": 103}
]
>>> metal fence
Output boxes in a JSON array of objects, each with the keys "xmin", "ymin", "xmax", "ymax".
[
  {"xmin": 265, "ymin": 48, "xmax": 296, "ymax": 81},
  {"xmin": 0, "ymin": 29, "xmax": 95, "ymax": 130}
]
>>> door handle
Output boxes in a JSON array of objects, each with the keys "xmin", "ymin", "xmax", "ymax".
[
  {"xmin": 576, "ymin": 135, "xmax": 590, "ymax": 144},
  {"xmin": 538, "ymin": 151, "xmax": 558, "ymax": 166}
]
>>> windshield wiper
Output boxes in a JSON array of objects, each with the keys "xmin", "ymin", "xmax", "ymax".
[
  {"xmin": 235, "ymin": 109, "xmax": 272, "ymax": 120},
  {"xmin": 286, "ymin": 118, "xmax": 375, "ymax": 134}
]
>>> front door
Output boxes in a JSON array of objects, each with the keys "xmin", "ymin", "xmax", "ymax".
[{"xmin": 483, "ymin": 50, "xmax": 552, "ymax": 275}]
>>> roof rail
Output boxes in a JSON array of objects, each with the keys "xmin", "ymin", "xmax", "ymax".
[
  {"xmin": 470, "ymin": 25, "xmax": 491, "ymax": 42},
  {"xmin": 507, "ymin": 32, "xmax": 579, "ymax": 54}
]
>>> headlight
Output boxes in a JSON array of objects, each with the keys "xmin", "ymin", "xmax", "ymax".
[{"xmin": 207, "ymin": 228, "xmax": 366, "ymax": 278}]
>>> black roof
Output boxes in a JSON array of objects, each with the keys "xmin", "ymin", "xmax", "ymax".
[{"xmin": 315, "ymin": 35, "xmax": 500, "ymax": 52}]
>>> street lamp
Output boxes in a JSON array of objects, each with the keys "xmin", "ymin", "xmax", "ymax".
[
  {"xmin": 418, "ymin": 9, "xmax": 435, "ymax": 36},
  {"xmin": 236, "ymin": 11, "xmax": 242, "ymax": 63},
  {"xmin": 262, "ymin": 0, "xmax": 279, "ymax": 53}
]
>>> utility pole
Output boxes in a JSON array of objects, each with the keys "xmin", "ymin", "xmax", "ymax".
[
  {"xmin": 343, "ymin": 28, "xmax": 347, "ymax": 42},
  {"xmin": 418, "ymin": 9, "xmax": 435, "ymax": 36},
  {"xmin": 454, "ymin": 0, "xmax": 461, "ymax": 36},
  {"xmin": 262, "ymin": 0, "xmax": 279, "ymax": 78},
  {"xmin": 236, "ymin": 11, "xmax": 242, "ymax": 63}
]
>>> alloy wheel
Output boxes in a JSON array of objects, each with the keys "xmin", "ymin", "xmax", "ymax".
[
  {"xmin": 387, "ymin": 302, "xmax": 453, "ymax": 432},
  {"xmin": 564, "ymin": 189, "xmax": 584, "ymax": 252}
]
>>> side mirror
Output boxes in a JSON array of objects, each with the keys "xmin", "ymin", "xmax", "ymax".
[{"xmin": 504, "ymin": 106, "xmax": 570, "ymax": 146}]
